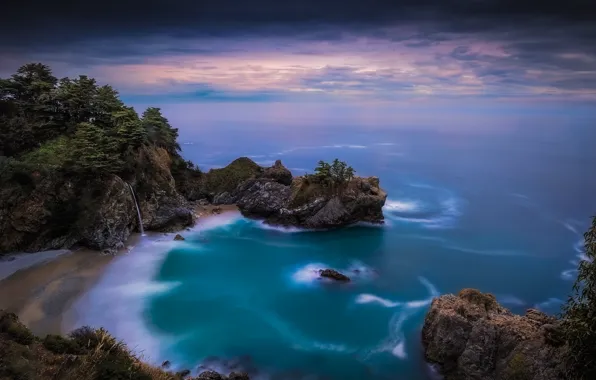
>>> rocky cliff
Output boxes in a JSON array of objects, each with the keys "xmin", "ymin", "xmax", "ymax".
[
  {"xmin": 0, "ymin": 155, "xmax": 386, "ymax": 254},
  {"xmin": 0, "ymin": 147, "xmax": 194, "ymax": 254},
  {"xmin": 203, "ymin": 158, "xmax": 387, "ymax": 228},
  {"xmin": 422, "ymin": 289, "xmax": 567, "ymax": 380}
]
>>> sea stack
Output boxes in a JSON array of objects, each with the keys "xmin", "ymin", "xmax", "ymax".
[{"xmin": 199, "ymin": 158, "xmax": 387, "ymax": 229}]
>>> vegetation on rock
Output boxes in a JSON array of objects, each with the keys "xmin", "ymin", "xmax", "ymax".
[
  {"xmin": 0, "ymin": 310, "xmax": 245, "ymax": 380},
  {"xmin": 0, "ymin": 63, "xmax": 191, "ymax": 179},
  {"xmin": 423, "ymin": 216, "xmax": 596, "ymax": 380},
  {"xmin": 312, "ymin": 159, "xmax": 355, "ymax": 186},
  {"xmin": 562, "ymin": 216, "xmax": 596, "ymax": 379},
  {"xmin": 0, "ymin": 63, "xmax": 199, "ymax": 254},
  {"xmin": 203, "ymin": 157, "xmax": 262, "ymax": 197}
]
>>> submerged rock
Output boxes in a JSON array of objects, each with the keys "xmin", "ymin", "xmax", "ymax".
[
  {"xmin": 319, "ymin": 269, "xmax": 351, "ymax": 282},
  {"xmin": 173, "ymin": 234, "xmax": 185, "ymax": 241},
  {"xmin": 422, "ymin": 288, "xmax": 566, "ymax": 380}
]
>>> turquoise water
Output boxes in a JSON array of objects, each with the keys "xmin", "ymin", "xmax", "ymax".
[{"xmin": 75, "ymin": 122, "xmax": 596, "ymax": 380}]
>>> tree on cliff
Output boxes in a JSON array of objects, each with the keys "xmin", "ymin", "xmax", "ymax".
[
  {"xmin": 141, "ymin": 107, "xmax": 180, "ymax": 154},
  {"xmin": 0, "ymin": 63, "xmax": 194, "ymax": 179},
  {"xmin": 562, "ymin": 216, "xmax": 596, "ymax": 379},
  {"xmin": 314, "ymin": 159, "xmax": 355, "ymax": 185}
]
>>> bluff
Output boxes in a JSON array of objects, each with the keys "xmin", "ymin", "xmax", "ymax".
[
  {"xmin": 422, "ymin": 289, "xmax": 567, "ymax": 380},
  {"xmin": 0, "ymin": 147, "xmax": 195, "ymax": 254},
  {"xmin": 196, "ymin": 158, "xmax": 387, "ymax": 228}
]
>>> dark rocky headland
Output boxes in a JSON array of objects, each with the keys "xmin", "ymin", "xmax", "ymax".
[
  {"xmin": 422, "ymin": 289, "xmax": 569, "ymax": 380},
  {"xmin": 0, "ymin": 154, "xmax": 387, "ymax": 255}
]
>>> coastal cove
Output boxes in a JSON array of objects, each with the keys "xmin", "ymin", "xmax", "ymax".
[
  {"xmin": 1, "ymin": 63, "xmax": 596, "ymax": 380},
  {"xmin": 2, "ymin": 124, "xmax": 595, "ymax": 379}
]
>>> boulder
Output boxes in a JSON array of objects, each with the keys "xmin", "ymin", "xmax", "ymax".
[
  {"xmin": 173, "ymin": 234, "xmax": 185, "ymax": 241},
  {"xmin": 422, "ymin": 288, "xmax": 566, "ymax": 380},
  {"xmin": 319, "ymin": 269, "xmax": 351, "ymax": 282}
]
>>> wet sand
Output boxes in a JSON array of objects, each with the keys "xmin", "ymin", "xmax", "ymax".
[
  {"xmin": 0, "ymin": 204, "xmax": 239, "ymax": 337},
  {"xmin": 0, "ymin": 247, "xmax": 119, "ymax": 336}
]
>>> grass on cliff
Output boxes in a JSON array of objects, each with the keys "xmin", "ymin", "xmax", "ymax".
[
  {"xmin": 0, "ymin": 310, "xmax": 186, "ymax": 380},
  {"xmin": 203, "ymin": 157, "xmax": 262, "ymax": 196}
]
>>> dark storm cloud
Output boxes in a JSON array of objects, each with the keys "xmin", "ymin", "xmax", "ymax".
[
  {"xmin": 1, "ymin": 0, "xmax": 595, "ymax": 50},
  {"xmin": 1, "ymin": 0, "xmax": 595, "ymax": 103}
]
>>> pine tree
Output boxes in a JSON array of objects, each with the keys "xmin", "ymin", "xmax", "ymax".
[{"xmin": 141, "ymin": 107, "xmax": 180, "ymax": 154}]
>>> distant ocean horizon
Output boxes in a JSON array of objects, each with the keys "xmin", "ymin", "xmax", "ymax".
[{"xmin": 74, "ymin": 111, "xmax": 596, "ymax": 379}]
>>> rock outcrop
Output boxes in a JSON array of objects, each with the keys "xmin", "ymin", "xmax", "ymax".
[
  {"xmin": 0, "ymin": 147, "xmax": 195, "ymax": 254},
  {"xmin": 422, "ymin": 288, "xmax": 566, "ymax": 380},
  {"xmin": 319, "ymin": 269, "xmax": 351, "ymax": 282},
  {"xmin": 205, "ymin": 158, "xmax": 387, "ymax": 229}
]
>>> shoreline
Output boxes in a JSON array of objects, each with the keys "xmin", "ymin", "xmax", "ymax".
[{"xmin": 0, "ymin": 203, "xmax": 239, "ymax": 337}]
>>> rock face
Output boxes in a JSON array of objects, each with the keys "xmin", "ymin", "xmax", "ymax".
[
  {"xmin": 0, "ymin": 147, "xmax": 195, "ymax": 254},
  {"xmin": 422, "ymin": 289, "xmax": 566, "ymax": 380},
  {"xmin": 205, "ymin": 158, "xmax": 387, "ymax": 229},
  {"xmin": 319, "ymin": 269, "xmax": 351, "ymax": 282}
]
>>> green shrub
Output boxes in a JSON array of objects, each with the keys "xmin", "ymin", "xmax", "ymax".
[
  {"xmin": 562, "ymin": 216, "xmax": 596, "ymax": 379},
  {"xmin": 0, "ymin": 342, "xmax": 36, "ymax": 380},
  {"xmin": 94, "ymin": 356, "xmax": 152, "ymax": 380},
  {"xmin": 203, "ymin": 157, "xmax": 262, "ymax": 195},
  {"xmin": 43, "ymin": 334, "xmax": 84, "ymax": 355},
  {"xmin": 20, "ymin": 136, "xmax": 71, "ymax": 168},
  {"xmin": 0, "ymin": 312, "xmax": 35, "ymax": 345}
]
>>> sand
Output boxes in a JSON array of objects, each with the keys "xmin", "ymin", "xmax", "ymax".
[{"xmin": 0, "ymin": 204, "xmax": 239, "ymax": 337}]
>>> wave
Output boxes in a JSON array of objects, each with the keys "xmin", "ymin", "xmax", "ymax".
[
  {"xmin": 496, "ymin": 295, "xmax": 526, "ymax": 306},
  {"xmin": 194, "ymin": 212, "xmax": 243, "ymax": 232},
  {"xmin": 384, "ymin": 199, "xmax": 420, "ymax": 213},
  {"xmin": 71, "ymin": 239, "xmax": 179, "ymax": 365},
  {"xmin": 291, "ymin": 263, "xmax": 328, "ymax": 285},
  {"xmin": 356, "ymin": 277, "xmax": 440, "ymax": 361},
  {"xmin": 273, "ymin": 144, "xmax": 368, "ymax": 156},
  {"xmin": 355, "ymin": 276, "xmax": 439, "ymax": 310},
  {"xmin": 445, "ymin": 245, "xmax": 527, "ymax": 257},
  {"xmin": 383, "ymin": 190, "xmax": 462, "ymax": 229},
  {"xmin": 291, "ymin": 260, "xmax": 380, "ymax": 286},
  {"xmin": 254, "ymin": 221, "xmax": 310, "ymax": 233},
  {"xmin": 355, "ymin": 294, "xmax": 401, "ymax": 308},
  {"xmin": 535, "ymin": 298, "xmax": 564, "ymax": 314},
  {"xmin": 561, "ymin": 269, "xmax": 578, "ymax": 281}
]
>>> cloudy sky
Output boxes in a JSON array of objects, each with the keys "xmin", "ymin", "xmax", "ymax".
[{"xmin": 2, "ymin": 0, "xmax": 596, "ymax": 109}]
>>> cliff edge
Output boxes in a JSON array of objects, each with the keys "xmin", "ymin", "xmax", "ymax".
[{"xmin": 422, "ymin": 289, "xmax": 567, "ymax": 380}]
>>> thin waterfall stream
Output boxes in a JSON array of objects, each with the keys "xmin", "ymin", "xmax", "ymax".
[{"xmin": 127, "ymin": 183, "xmax": 145, "ymax": 236}]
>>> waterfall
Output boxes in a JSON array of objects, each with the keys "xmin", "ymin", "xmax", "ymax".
[{"xmin": 127, "ymin": 183, "xmax": 145, "ymax": 236}]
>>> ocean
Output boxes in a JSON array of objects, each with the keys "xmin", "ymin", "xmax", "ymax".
[{"xmin": 73, "ymin": 108, "xmax": 596, "ymax": 380}]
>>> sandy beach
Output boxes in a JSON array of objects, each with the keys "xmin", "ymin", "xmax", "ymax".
[{"xmin": 0, "ymin": 204, "xmax": 239, "ymax": 337}]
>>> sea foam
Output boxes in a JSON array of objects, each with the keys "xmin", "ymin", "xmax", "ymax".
[{"xmin": 72, "ymin": 217, "xmax": 241, "ymax": 366}]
